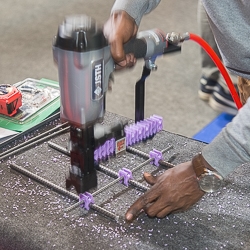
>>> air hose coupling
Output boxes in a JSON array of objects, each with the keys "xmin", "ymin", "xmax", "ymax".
[{"xmin": 166, "ymin": 32, "xmax": 190, "ymax": 45}]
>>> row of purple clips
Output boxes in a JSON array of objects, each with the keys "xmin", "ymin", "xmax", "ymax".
[
  {"xmin": 94, "ymin": 138, "xmax": 115, "ymax": 162},
  {"xmin": 94, "ymin": 115, "xmax": 163, "ymax": 162},
  {"xmin": 125, "ymin": 114, "xmax": 163, "ymax": 147}
]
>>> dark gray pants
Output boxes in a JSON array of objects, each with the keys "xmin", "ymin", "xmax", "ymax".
[{"xmin": 197, "ymin": 0, "xmax": 237, "ymax": 91}]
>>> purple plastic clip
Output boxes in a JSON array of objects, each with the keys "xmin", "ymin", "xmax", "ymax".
[
  {"xmin": 132, "ymin": 125, "xmax": 139, "ymax": 141},
  {"xmin": 101, "ymin": 143, "xmax": 106, "ymax": 158},
  {"xmin": 149, "ymin": 149, "xmax": 163, "ymax": 166},
  {"xmin": 139, "ymin": 121, "xmax": 149, "ymax": 139},
  {"xmin": 104, "ymin": 140, "xmax": 110, "ymax": 157},
  {"xmin": 109, "ymin": 138, "xmax": 115, "ymax": 155},
  {"xmin": 98, "ymin": 146, "xmax": 102, "ymax": 160},
  {"xmin": 151, "ymin": 115, "xmax": 163, "ymax": 132},
  {"xmin": 118, "ymin": 168, "xmax": 133, "ymax": 186},
  {"xmin": 125, "ymin": 128, "xmax": 131, "ymax": 146},
  {"xmin": 131, "ymin": 125, "xmax": 139, "ymax": 143},
  {"xmin": 136, "ymin": 122, "xmax": 145, "ymax": 141},
  {"xmin": 145, "ymin": 118, "xmax": 154, "ymax": 136},
  {"xmin": 104, "ymin": 140, "xmax": 111, "ymax": 157},
  {"xmin": 95, "ymin": 146, "xmax": 102, "ymax": 161},
  {"xmin": 126, "ymin": 126, "xmax": 137, "ymax": 145},
  {"xmin": 79, "ymin": 192, "xmax": 94, "ymax": 210},
  {"xmin": 150, "ymin": 117, "xmax": 157, "ymax": 134},
  {"xmin": 94, "ymin": 148, "xmax": 99, "ymax": 161}
]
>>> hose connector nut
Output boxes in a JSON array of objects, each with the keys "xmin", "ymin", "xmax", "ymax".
[{"xmin": 166, "ymin": 32, "xmax": 190, "ymax": 45}]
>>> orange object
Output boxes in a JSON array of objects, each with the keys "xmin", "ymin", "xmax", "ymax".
[{"xmin": 0, "ymin": 84, "xmax": 22, "ymax": 116}]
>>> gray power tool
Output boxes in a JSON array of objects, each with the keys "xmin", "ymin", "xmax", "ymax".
[{"xmin": 53, "ymin": 14, "xmax": 180, "ymax": 194}]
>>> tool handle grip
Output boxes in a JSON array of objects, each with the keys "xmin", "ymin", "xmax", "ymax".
[
  {"xmin": 123, "ymin": 38, "xmax": 181, "ymax": 59},
  {"xmin": 123, "ymin": 38, "xmax": 147, "ymax": 59}
]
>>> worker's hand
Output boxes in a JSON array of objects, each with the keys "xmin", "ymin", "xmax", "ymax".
[
  {"xmin": 104, "ymin": 11, "xmax": 138, "ymax": 70},
  {"xmin": 125, "ymin": 161, "xmax": 205, "ymax": 222}
]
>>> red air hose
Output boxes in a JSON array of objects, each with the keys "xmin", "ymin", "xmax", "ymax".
[{"xmin": 189, "ymin": 33, "xmax": 242, "ymax": 110}]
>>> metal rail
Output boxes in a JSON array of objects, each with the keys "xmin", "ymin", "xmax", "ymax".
[
  {"xmin": 10, "ymin": 162, "xmax": 119, "ymax": 221},
  {"xmin": 48, "ymin": 142, "xmax": 173, "ymax": 213},
  {"xmin": 65, "ymin": 160, "xmax": 151, "ymax": 212},
  {"xmin": 126, "ymin": 146, "xmax": 176, "ymax": 168},
  {"xmin": 0, "ymin": 125, "xmax": 69, "ymax": 161},
  {"xmin": 4, "ymin": 113, "xmax": 177, "ymax": 221},
  {"xmin": 0, "ymin": 111, "xmax": 60, "ymax": 148}
]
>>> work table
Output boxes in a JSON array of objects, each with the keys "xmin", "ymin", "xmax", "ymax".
[{"xmin": 0, "ymin": 112, "xmax": 249, "ymax": 250}]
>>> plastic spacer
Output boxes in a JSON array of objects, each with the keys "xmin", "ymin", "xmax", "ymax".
[
  {"xmin": 100, "ymin": 143, "xmax": 106, "ymax": 158},
  {"xmin": 125, "ymin": 129, "xmax": 131, "ymax": 146},
  {"xmin": 118, "ymin": 168, "xmax": 133, "ymax": 186},
  {"xmin": 145, "ymin": 118, "xmax": 154, "ymax": 136},
  {"xmin": 94, "ymin": 146, "xmax": 100, "ymax": 161},
  {"xmin": 79, "ymin": 192, "xmax": 94, "ymax": 210},
  {"xmin": 136, "ymin": 122, "xmax": 145, "ymax": 141},
  {"xmin": 149, "ymin": 149, "xmax": 163, "ymax": 166},
  {"xmin": 94, "ymin": 148, "xmax": 99, "ymax": 161},
  {"xmin": 126, "ymin": 126, "xmax": 137, "ymax": 145},
  {"xmin": 151, "ymin": 115, "xmax": 163, "ymax": 132},
  {"xmin": 131, "ymin": 125, "xmax": 139, "ymax": 143},
  {"xmin": 109, "ymin": 138, "xmax": 115, "ymax": 155},
  {"xmin": 104, "ymin": 140, "xmax": 110, "ymax": 157},
  {"xmin": 139, "ymin": 121, "xmax": 149, "ymax": 139},
  {"xmin": 106, "ymin": 139, "xmax": 111, "ymax": 156}
]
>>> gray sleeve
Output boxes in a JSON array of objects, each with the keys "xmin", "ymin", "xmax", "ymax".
[
  {"xmin": 202, "ymin": 98, "xmax": 250, "ymax": 178},
  {"xmin": 111, "ymin": 0, "xmax": 161, "ymax": 26},
  {"xmin": 201, "ymin": 0, "xmax": 250, "ymax": 79}
]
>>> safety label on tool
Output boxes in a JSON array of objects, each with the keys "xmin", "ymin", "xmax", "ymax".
[{"xmin": 115, "ymin": 137, "xmax": 126, "ymax": 154}]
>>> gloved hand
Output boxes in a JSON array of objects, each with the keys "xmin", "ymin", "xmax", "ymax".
[
  {"xmin": 104, "ymin": 11, "xmax": 138, "ymax": 69},
  {"xmin": 125, "ymin": 161, "xmax": 205, "ymax": 222}
]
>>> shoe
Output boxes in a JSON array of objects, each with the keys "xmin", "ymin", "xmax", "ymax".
[
  {"xmin": 198, "ymin": 76, "xmax": 217, "ymax": 101},
  {"xmin": 209, "ymin": 83, "xmax": 238, "ymax": 115}
]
